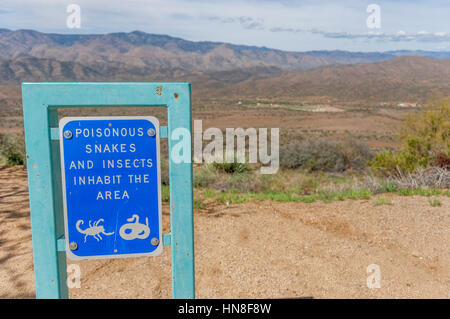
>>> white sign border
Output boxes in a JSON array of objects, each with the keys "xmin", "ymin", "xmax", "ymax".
[{"xmin": 59, "ymin": 116, "xmax": 163, "ymax": 260}]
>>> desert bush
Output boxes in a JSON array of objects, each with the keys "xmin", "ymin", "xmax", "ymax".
[
  {"xmin": 280, "ymin": 139, "xmax": 339, "ymax": 171},
  {"xmin": 212, "ymin": 160, "xmax": 252, "ymax": 174},
  {"xmin": 390, "ymin": 166, "xmax": 450, "ymax": 189},
  {"xmin": 368, "ymin": 98, "xmax": 450, "ymax": 176},
  {"xmin": 280, "ymin": 138, "xmax": 373, "ymax": 172},
  {"xmin": 400, "ymin": 98, "xmax": 449, "ymax": 158},
  {"xmin": 354, "ymin": 167, "xmax": 449, "ymax": 194},
  {"xmin": 0, "ymin": 133, "xmax": 26, "ymax": 166},
  {"xmin": 366, "ymin": 150, "xmax": 418, "ymax": 176},
  {"xmin": 194, "ymin": 163, "xmax": 266, "ymax": 193},
  {"xmin": 194, "ymin": 164, "xmax": 219, "ymax": 188},
  {"xmin": 337, "ymin": 138, "xmax": 373, "ymax": 171}
]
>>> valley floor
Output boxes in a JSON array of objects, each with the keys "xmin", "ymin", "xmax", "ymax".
[{"xmin": 0, "ymin": 165, "xmax": 448, "ymax": 298}]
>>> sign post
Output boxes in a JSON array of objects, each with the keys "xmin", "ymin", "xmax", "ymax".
[{"xmin": 22, "ymin": 83, "xmax": 195, "ymax": 298}]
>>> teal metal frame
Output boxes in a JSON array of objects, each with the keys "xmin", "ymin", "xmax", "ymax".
[{"xmin": 22, "ymin": 82, "xmax": 195, "ymax": 299}]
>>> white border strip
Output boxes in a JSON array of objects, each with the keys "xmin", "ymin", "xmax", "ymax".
[{"xmin": 59, "ymin": 116, "xmax": 163, "ymax": 260}]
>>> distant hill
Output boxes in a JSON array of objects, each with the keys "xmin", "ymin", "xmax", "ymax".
[
  {"xmin": 1, "ymin": 29, "xmax": 449, "ymax": 79},
  {"xmin": 0, "ymin": 29, "xmax": 400, "ymax": 74},
  {"xmin": 0, "ymin": 55, "xmax": 285, "ymax": 88},
  {"xmin": 387, "ymin": 50, "xmax": 450, "ymax": 60},
  {"xmin": 0, "ymin": 29, "xmax": 449, "ymax": 104},
  {"xmin": 215, "ymin": 56, "xmax": 450, "ymax": 103},
  {"xmin": 0, "ymin": 57, "xmax": 102, "ymax": 82}
]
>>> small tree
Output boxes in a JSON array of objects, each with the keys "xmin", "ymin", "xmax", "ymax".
[
  {"xmin": 400, "ymin": 97, "xmax": 449, "ymax": 162},
  {"xmin": 368, "ymin": 97, "xmax": 450, "ymax": 175}
]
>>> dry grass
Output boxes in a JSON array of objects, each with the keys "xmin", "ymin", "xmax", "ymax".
[{"xmin": 391, "ymin": 167, "xmax": 450, "ymax": 189}]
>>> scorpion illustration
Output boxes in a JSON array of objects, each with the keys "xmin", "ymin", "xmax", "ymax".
[{"xmin": 76, "ymin": 219, "xmax": 114, "ymax": 243}]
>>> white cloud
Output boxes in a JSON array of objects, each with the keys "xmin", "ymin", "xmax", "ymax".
[{"xmin": 1, "ymin": 0, "xmax": 449, "ymax": 51}]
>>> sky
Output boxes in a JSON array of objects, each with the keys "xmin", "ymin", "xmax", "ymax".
[{"xmin": 1, "ymin": 0, "xmax": 450, "ymax": 52}]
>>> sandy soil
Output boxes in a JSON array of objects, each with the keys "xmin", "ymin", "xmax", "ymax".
[{"xmin": 0, "ymin": 165, "xmax": 448, "ymax": 299}]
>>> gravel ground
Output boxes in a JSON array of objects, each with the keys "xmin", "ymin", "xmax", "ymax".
[{"xmin": 0, "ymin": 166, "xmax": 448, "ymax": 298}]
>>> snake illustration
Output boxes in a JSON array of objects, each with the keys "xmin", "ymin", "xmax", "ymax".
[{"xmin": 119, "ymin": 214, "xmax": 150, "ymax": 240}]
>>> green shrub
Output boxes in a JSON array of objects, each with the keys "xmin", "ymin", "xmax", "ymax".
[
  {"xmin": 400, "ymin": 98, "xmax": 449, "ymax": 159},
  {"xmin": 368, "ymin": 98, "xmax": 450, "ymax": 176},
  {"xmin": 0, "ymin": 133, "xmax": 26, "ymax": 166},
  {"xmin": 367, "ymin": 150, "xmax": 420, "ymax": 176},
  {"xmin": 193, "ymin": 200, "xmax": 206, "ymax": 209},
  {"xmin": 202, "ymin": 188, "xmax": 216, "ymax": 198},
  {"xmin": 380, "ymin": 181, "xmax": 398, "ymax": 193},
  {"xmin": 212, "ymin": 160, "xmax": 252, "ymax": 174}
]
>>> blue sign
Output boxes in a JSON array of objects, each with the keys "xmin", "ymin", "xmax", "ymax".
[{"xmin": 59, "ymin": 116, "xmax": 162, "ymax": 260}]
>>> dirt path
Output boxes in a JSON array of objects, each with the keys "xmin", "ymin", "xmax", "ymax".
[{"xmin": 0, "ymin": 166, "xmax": 448, "ymax": 298}]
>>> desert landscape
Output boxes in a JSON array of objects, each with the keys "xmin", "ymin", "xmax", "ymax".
[
  {"xmin": 0, "ymin": 29, "xmax": 449, "ymax": 299},
  {"xmin": 1, "ymin": 165, "xmax": 448, "ymax": 298}
]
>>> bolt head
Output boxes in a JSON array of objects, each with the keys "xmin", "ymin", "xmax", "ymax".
[
  {"xmin": 64, "ymin": 130, "xmax": 73, "ymax": 139},
  {"xmin": 147, "ymin": 128, "xmax": 156, "ymax": 137},
  {"xmin": 151, "ymin": 238, "xmax": 159, "ymax": 246},
  {"xmin": 69, "ymin": 242, "xmax": 78, "ymax": 251}
]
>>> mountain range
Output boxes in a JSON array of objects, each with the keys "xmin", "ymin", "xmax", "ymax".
[
  {"xmin": 217, "ymin": 56, "xmax": 450, "ymax": 103},
  {"xmin": 0, "ymin": 29, "xmax": 449, "ymax": 103}
]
